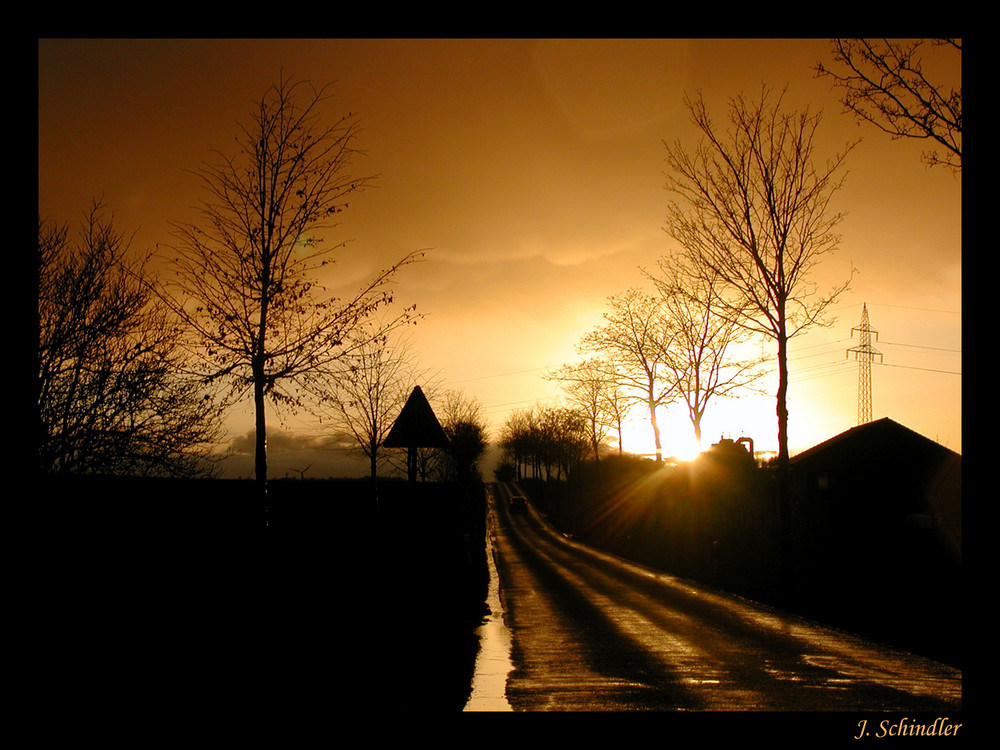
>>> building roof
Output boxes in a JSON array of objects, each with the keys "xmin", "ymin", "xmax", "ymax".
[{"xmin": 789, "ymin": 417, "xmax": 958, "ymax": 473}]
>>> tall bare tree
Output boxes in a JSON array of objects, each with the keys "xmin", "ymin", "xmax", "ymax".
[
  {"xmin": 816, "ymin": 38, "xmax": 962, "ymax": 172},
  {"xmin": 663, "ymin": 87, "xmax": 855, "ymax": 470},
  {"xmin": 580, "ymin": 289, "xmax": 677, "ymax": 462},
  {"xmin": 663, "ymin": 87, "xmax": 855, "ymax": 582},
  {"xmin": 646, "ymin": 261, "xmax": 767, "ymax": 450},
  {"xmin": 161, "ymin": 74, "xmax": 419, "ymax": 504},
  {"xmin": 39, "ymin": 201, "xmax": 224, "ymax": 477}
]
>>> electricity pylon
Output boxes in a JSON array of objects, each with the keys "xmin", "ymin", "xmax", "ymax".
[{"xmin": 846, "ymin": 303, "xmax": 882, "ymax": 424}]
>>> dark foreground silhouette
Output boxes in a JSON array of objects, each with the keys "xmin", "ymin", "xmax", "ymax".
[
  {"xmin": 43, "ymin": 422, "xmax": 960, "ymax": 721},
  {"xmin": 46, "ymin": 475, "xmax": 488, "ymax": 718}
]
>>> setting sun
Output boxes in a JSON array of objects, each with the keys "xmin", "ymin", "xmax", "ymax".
[
  {"xmin": 616, "ymin": 412, "xmax": 705, "ymax": 462},
  {"xmin": 611, "ymin": 393, "xmax": 797, "ymax": 465}
]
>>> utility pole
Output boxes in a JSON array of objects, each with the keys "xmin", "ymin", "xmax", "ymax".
[{"xmin": 846, "ymin": 303, "xmax": 883, "ymax": 424}]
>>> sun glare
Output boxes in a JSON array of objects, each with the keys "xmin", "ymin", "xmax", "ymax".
[
  {"xmin": 616, "ymin": 415, "xmax": 704, "ymax": 463},
  {"xmin": 669, "ymin": 433, "xmax": 704, "ymax": 462}
]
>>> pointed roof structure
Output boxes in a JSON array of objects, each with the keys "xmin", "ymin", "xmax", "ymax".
[
  {"xmin": 789, "ymin": 417, "xmax": 957, "ymax": 470},
  {"xmin": 383, "ymin": 386, "xmax": 450, "ymax": 450}
]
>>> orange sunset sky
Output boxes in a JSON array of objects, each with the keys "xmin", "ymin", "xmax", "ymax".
[{"xmin": 38, "ymin": 38, "xmax": 961, "ymax": 478}]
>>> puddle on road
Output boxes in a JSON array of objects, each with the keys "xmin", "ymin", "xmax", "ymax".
[{"xmin": 464, "ymin": 506, "xmax": 514, "ymax": 712}]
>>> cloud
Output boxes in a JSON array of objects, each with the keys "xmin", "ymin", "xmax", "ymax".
[
  {"xmin": 223, "ymin": 427, "xmax": 369, "ymax": 479},
  {"xmin": 228, "ymin": 428, "xmax": 333, "ymax": 456}
]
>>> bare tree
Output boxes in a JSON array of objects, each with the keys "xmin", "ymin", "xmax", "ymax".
[
  {"xmin": 38, "ymin": 201, "xmax": 224, "ymax": 477},
  {"xmin": 580, "ymin": 289, "xmax": 677, "ymax": 462},
  {"xmin": 438, "ymin": 389, "xmax": 486, "ymax": 428},
  {"xmin": 815, "ymin": 38, "xmax": 962, "ymax": 172},
  {"xmin": 663, "ymin": 87, "xmax": 856, "ymax": 470},
  {"xmin": 646, "ymin": 261, "xmax": 768, "ymax": 449},
  {"xmin": 663, "ymin": 87, "xmax": 855, "ymax": 583},
  {"xmin": 320, "ymin": 324, "xmax": 424, "ymax": 483},
  {"xmin": 598, "ymin": 359, "xmax": 633, "ymax": 456},
  {"xmin": 161, "ymin": 74, "xmax": 420, "ymax": 504},
  {"xmin": 547, "ymin": 357, "xmax": 630, "ymax": 463}
]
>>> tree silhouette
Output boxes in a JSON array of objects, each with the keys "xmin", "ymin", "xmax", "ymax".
[
  {"xmin": 663, "ymin": 87, "xmax": 855, "ymax": 470},
  {"xmin": 499, "ymin": 406, "xmax": 589, "ymax": 481},
  {"xmin": 646, "ymin": 262, "xmax": 767, "ymax": 449},
  {"xmin": 663, "ymin": 87, "xmax": 855, "ymax": 583},
  {"xmin": 321, "ymin": 324, "xmax": 425, "ymax": 483},
  {"xmin": 580, "ymin": 289, "xmax": 677, "ymax": 462},
  {"xmin": 436, "ymin": 391, "xmax": 489, "ymax": 483},
  {"xmin": 547, "ymin": 356, "xmax": 630, "ymax": 462},
  {"xmin": 161, "ymin": 74, "xmax": 419, "ymax": 507},
  {"xmin": 816, "ymin": 38, "xmax": 961, "ymax": 173},
  {"xmin": 38, "ymin": 201, "xmax": 224, "ymax": 477},
  {"xmin": 499, "ymin": 408, "xmax": 535, "ymax": 481}
]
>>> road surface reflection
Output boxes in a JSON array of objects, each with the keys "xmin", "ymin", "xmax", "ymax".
[{"xmin": 464, "ymin": 488, "xmax": 514, "ymax": 712}]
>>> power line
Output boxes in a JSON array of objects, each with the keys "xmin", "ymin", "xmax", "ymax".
[
  {"xmin": 482, "ymin": 396, "xmax": 553, "ymax": 412},
  {"xmin": 880, "ymin": 340, "xmax": 961, "ymax": 354},
  {"xmin": 791, "ymin": 362, "xmax": 852, "ymax": 383},
  {"xmin": 877, "ymin": 362, "xmax": 961, "ymax": 376},
  {"xmin": 869, "ymin": 303, "xmax": 961, "ymax": 315},
  {"xmin": 838, "ymin": 301, "xmax": 961, "ymax": 316},
  {"xmin": 444, "ymin": 365, "xmax": 551, "ymax": 385}
]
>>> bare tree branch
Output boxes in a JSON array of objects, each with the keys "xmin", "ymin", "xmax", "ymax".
[
  {"xmin": 816, "ymin": 38, "xmax": 962, "ymax": 172},
  {"xmin": 645, "ymin": 261, "xmax": 768, "ymax": 449},
  {"xmin": 579, "ymin": 289, "xmax": 677, "ymax": 462},
  {"xmin": 38, "ymin": 200, "xmax": 224, "ymax": 477}
]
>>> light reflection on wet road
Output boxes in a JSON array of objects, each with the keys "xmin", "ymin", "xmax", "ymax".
[
  {"xmin": 486, "ymin": 482, "xmax": 962, "ymax": 712},
  {"xmin": 463, "ymin": 495, "xmax": 514, "ymax": 712}
]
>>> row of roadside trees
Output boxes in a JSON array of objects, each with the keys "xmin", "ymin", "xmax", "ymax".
[{"xmin": 496, "ymin": 406, "xmax": 590, "ymax": 482}]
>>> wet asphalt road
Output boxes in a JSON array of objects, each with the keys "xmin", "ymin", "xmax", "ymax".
[{"xmin": 488, "ymin": 482, "xmax": 962, "ymax": 712}]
